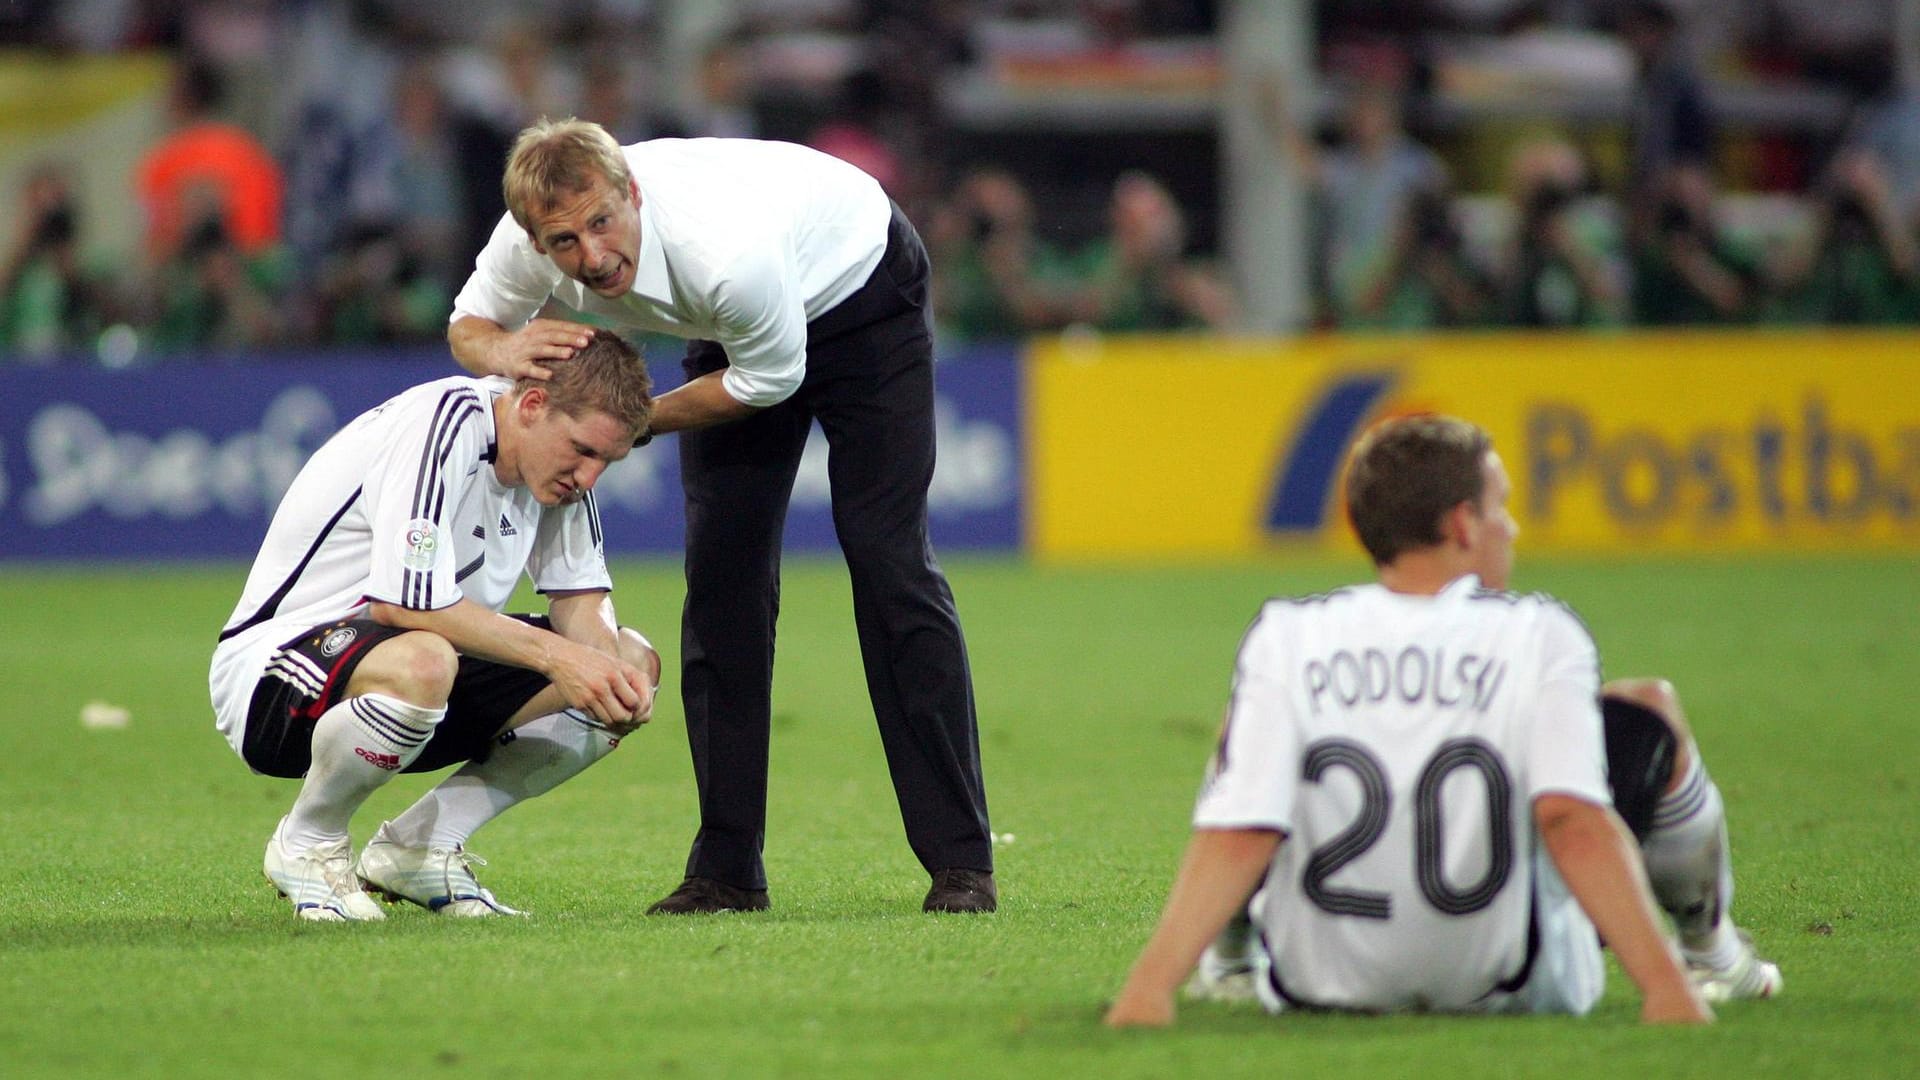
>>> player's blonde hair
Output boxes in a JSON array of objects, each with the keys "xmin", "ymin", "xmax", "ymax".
[
  {"xmin": 522, "ymin": 329, "xmax": 653, "ymax": 440},
  {"xmin": 1343, "ymin": 414, "xmax": 1492, "ymax": 566},
  {"xmin": 502, "ymin": 117, "xmax": 634, "ymax": 236}
]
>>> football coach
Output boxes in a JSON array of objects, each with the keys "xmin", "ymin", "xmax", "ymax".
[{"xmin": 446, "ymin": 118, "xmax": 995, "ymax": 915}]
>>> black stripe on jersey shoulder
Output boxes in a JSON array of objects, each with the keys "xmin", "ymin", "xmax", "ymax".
[
  {"xmin": 1469, "ymin": 586, "xmax": 1604, "ymax": 680},
  {"xmin": 218, "ymin": 486, "xmax": 364, "ymax": 642},
  {"xmin": 403, "ymin": 388, "xmax": 485, "ymax": 610},
  {"xmin": 1272, "ymin": 584, "xmax": 1362, "ymax": 608},
  {"xmin": 425, "ymin": 400, "xmax": 483, "ymax": 524},
  {"xmin": 584, "ymin": 490, "xmax": 603, "ymax": 547},
  {"xmin": 410, "ymin": 387, "xmax": 485, "ymax": 522}
]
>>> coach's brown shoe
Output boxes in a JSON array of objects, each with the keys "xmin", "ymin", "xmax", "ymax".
[
  {"xmin": 923, "ymin": 868, "xmax": 997, "ymax": 913},
  {"xmin": 645, "ymin": 876, "xmax": 770, "ymax": 915}
]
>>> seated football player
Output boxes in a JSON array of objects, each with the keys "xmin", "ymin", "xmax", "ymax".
[
  {"xmin": 1106, "ymin": 414, "xmax": 1779, "ymax": 1026},
  {"xmin": 210, "ymin": 329, "xmax": 659, "ymax": 920}
]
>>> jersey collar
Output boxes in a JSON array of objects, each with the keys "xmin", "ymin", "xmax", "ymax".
[
  {"xmin": 477, "ymin": 377, "xmax": 506, "ymax": 463},
  {"xmin": 631, "ymin": 194, "xmax": 672, "ymax": 305}
]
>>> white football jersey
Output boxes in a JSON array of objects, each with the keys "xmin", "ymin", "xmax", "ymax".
[
  {"xmin": 1196, "ymin": 575, "xmax": 1612, "ymax": 1013},
  {"xmin": 208, "ymin": 375, "xmax": 611, "ymax": 751}
]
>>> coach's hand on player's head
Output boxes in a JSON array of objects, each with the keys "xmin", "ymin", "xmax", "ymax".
[
  {"xmin": 491, "ymin": 318, "xmax": 596, "ymax": 381},
  {"xmin": 545, "ymin": 637, "xmax": 654, "ymax": 730}
]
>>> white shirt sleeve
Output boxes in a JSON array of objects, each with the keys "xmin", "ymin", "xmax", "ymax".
[
  {"xmin": 527, "ymin": 491, "xmax": 614, "ymax": 594},
  {"xmin": 711, "ymin": 246, "xmax": 809, "ymax": 408},
  {"xmin": 1524, "ymin": 601, "xmax": 1612, "ymax": 807},
  {"xmin": 450, "ymin": 213, "xmax": 564, "ymax": 328},
  {"xmin": 1193, "ymin": 609, "xmax": 1300, "ymax": 832},
  {"xmin": 361, "ymin": 390, "xmax": 491, "ymax": 611}
]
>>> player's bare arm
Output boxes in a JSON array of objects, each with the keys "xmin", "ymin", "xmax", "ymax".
[
  {"xmin": 367, "ymin": 598, "xmax": 645, "ymax": 727},
  {"xmin": 448, "ymin": 314, "xmax": 595, "ymax": 382},
  {"xmin": 642, "ymin": 370, "xmax": 761, "ymax": 435},
  {"xmin": 1534, "ymin": 794, "xmax": 1713, "ymax": 1025},
  {"xmin": 546, "ymin": 589, "xmax": 657, "ymax": 733},
  {"xmin": 1106, "ymin": 828, "xmax": 1281, "ymax": 1029}
]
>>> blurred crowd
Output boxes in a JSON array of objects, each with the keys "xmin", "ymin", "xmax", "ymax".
[{"xmin": 2, "ymin": 0, "xmax": 1917, "ymax": 364}]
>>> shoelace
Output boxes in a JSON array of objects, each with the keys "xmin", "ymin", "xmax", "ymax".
[
  {"xmin": 435, "ymin": 847, "xmax": 492, "ymax": 900},
  {"xmin": 313, "ymin": 842, "xmax": 360, "ymax": 894}
]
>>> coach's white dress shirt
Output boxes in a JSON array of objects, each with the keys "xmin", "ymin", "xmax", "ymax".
[{"xmin": 451, "ymin": 138, "xmax": 891, "ymax": 409}]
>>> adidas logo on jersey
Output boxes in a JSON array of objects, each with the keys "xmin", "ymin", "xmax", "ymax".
[
  {"xmin": 354, "ymin": 747, "xmax": 402, "ymax": 770},
  {"xmin": 498, "ymin": 514, "xmax": 517, "ymax": 537}
]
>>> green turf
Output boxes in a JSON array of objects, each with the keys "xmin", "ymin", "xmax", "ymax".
[{"xmin": 1, "ymin": 554, "xmax": 1915, "ymax": 1079}]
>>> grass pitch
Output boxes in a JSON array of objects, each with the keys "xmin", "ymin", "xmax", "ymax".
[{"xmin": 1, "ymin": 554, "xmax": 1914, "ymax": 1079}]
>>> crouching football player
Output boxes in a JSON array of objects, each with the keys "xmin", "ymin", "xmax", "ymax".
[
  {"xmin": 210, "ymin": 330, "xmax": 659, "ymax": 921},
  {"xmin": 1107, "ymin": 414, "xmax": 1779, "ymax": 1026}
]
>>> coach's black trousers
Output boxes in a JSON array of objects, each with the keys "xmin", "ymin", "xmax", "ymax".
[{"xmin": 677, "ymin": 205, "xmax": 992, "ymax": 891}]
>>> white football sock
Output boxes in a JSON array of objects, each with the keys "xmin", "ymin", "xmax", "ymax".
[
  {"xmin": 383, "ymin": 710, "xmax": 621, "ymax": 850},
  {"xmin": 281, "ymin": 694, "xmax": 444, "ymax": 852},
  {"xmin": 1638, "ymin": 751, "xmax": 1739, "ymax": 964}
]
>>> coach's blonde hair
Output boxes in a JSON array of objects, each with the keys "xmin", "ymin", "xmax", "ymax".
[
  {"xmin": 502, "ymin": 117, "xmax": 634, "ymax": 235},
  {"xmin": 520, "ymin": 329, "xmax": 653, "ymax": 439}
]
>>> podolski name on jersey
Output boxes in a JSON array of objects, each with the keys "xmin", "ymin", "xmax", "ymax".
[{"xmin": 1304, "ymin": 646, "xmax": 1508, "ymax": 715}]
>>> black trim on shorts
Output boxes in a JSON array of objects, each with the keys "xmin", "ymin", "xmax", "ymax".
[
  {"xmin": 1601, "ymin": 696, "xmax": 1678, "ymax": 842},
  {"xmin": 239, "ymin": 614, "xmax": 555, "ymax": 779}
]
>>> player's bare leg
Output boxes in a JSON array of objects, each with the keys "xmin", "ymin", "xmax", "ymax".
[
  {"xmin": 1605, "ymin": 678, "xmax": 1781, "ymax": 1002},
  {"xmin": 268, "ymin": 632, "xmax": 454, "ymax": 921}
]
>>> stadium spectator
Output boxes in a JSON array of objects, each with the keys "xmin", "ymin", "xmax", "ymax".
[
  {"xmin": 274, "ymin": 1, "xmax": 402, "ymax": 278},
  {"xmin": 580, "ymin": 43, "xmax": 685, "ymax": 145},
  {"xmin": 134, "ymin": 55, "xmax": 284, "ymax": 265},
  {"xmin": 210, "ymin": 329, "xmax": 659, "ymax": 922},
  {"xmin": 1771, "ymin": 62, "xmax": 1920, "ymax": 324},
  {"xmin": 145, "ymin": 215, "xmax": 286, "ymax": 353},
  {"xmin": 1620, "ymin": 0, "xmax": 1716, "ymax": 212},
  {"xmin": 1772, "ymin": 148, "xmax": 1920, "ymax": 323},
  {"xmin": 808, "ymin": 71, "xmax": 907, "ymax": 196},
  {"xmin": 0, "ymin": 163, "xmax": 107, "ymax": 360},
  {"xmin": 1068, "ymin": 171, "xmax": 1237, "ymax": 332},
  {"xmin": 1631, "ymin": 164, "xmax": 1770, "ymax": 325},
  {"xmin": 1502, "ymin": 140, "xmax": 1625, "ymax": 327},
  {"xmin": 311, "ymin": 219, "xmax": 453, "ymax": 346},
  {"xmin": 1262, "ymin": 76, "xmax": 1485, "ymax": 329},
  {"xmin": 678, "ymin": 29, "xmax": 761, "ymax": 139},
  {"xmin": 447, "ymin": 119, "xmax": 997, "ymax": 916},
  {"xmin": 926, "ymin": 168, "xmax": 1079, "ymax": 343},
  {"xmin": 1845, "ymin": 74, "xmax": 1920, "ymax": 223},
  {"xmin": 383, "ymin": 60, "xmax": 472, "ymax": 294},
  {"xmin": 1105, "ymin": 414, "xmax": 1781, "ymax": 1027}
]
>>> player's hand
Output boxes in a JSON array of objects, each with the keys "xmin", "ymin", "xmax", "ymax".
[
  {"xmin": 1640, "ymin": 984, "xmax": 1713, "ymax": 1025},
  {"xmin": 1102, "ymin": 986, "xmax": 1175, "ymax": 1028},
  {"xmin": 603, "ymin": 671, "xmax": 654, "ymax": 737},
  {"xmin": 546, "ymin": 639, "xmax": 653, "ymax": 730},
  {"xmin": 488, "ymin": 318, "xmax": 595, "ymax": 381}
]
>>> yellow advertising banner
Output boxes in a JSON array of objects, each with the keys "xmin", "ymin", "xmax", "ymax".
[{"xmin": 1027, "ymin": 330, "xmax": 1920, "ymax": 557}]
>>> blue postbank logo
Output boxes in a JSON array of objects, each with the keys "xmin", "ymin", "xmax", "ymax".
[{"xmin": 1265, "ymin": 372, "xmax": 1399, "ymax": 533}]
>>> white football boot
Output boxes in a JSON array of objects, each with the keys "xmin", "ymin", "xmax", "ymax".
[
  {"xmin": 1686, "ymin": 929, "xmax": 1782, "ymax": 1003},
  {"xmin": 263, "ymin": 816, "xmax": 387, "ymax": 922},
  {"xmin": 357, "ymin": 822, "xmax": 526, "ymax": 917},
  {"xmin": 1183, "ymin": 906, "xmax": 1264, "ymax": 1004}
]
